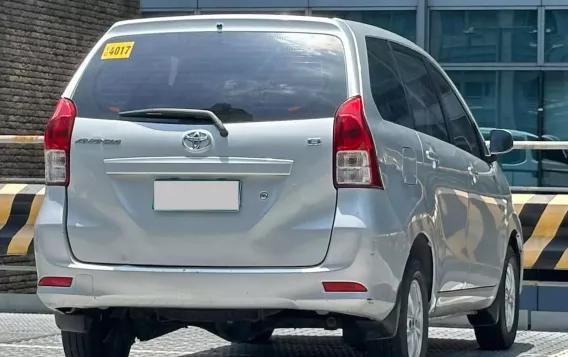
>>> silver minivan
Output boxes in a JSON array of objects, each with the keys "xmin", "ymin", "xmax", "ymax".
[{"xmin": 35, "ymin": 15, "xmax": 523, "ymax": 357}]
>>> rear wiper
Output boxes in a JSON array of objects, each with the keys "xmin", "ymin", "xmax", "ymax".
[
  {"xmin": 118, "ymin": 108, "xmax": 229, "ymax": 137},
  {"xmin": 205, "ymin": 103, "xmax": 254, "ymax": 123}
]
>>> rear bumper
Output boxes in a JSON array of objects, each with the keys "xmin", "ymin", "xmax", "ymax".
[
  {"xmin": 35, "ymin": 188, "xmax": 412, "ymax": 323},
  {"xmin": 37, "ymin": 262, "xmax": 395, "ymax": 321}
]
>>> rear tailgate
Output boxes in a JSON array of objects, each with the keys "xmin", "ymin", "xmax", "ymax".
[{"xmin": 64, "ymin": 22, "xmax": 348, "ymax": 267}]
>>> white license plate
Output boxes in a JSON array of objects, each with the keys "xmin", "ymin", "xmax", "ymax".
[{"xmin": 153, "ymin": 180, "xmax": 240, "ymax": 212}]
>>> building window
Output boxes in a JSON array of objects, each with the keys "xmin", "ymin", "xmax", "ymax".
[
  {"xmin": 141, "ymin": 12, "xmax": 194, "ymax": 18},
  {"xmin": 447, "ymin": 71, "xmax": 539, "ymax": 135},
  {"xmin": 544, "ymin": 71, "xmax": 568, "ymax": 139},
  {"xmin": 199, "ymin": 10, "xmax": 305, "ymax": 15},
  {"xmin": 545, "ymin": 10, "xmax": 568, "ymax": 63},
  {"xmin": 430, "ymin": 10, "xmax": 538, "ymax": 63},
  {"xmin": 542, "ymin": 71, "xmax": 568, "ymax": 187},
  {"xmin": 312, "ymin": 10, "xmax": 417, "ymax": 43}
]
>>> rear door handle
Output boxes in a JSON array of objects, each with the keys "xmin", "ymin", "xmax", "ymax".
[
  {"xmin": 425, "ymin": 148, "xmax": 440, "ymax": 168},
  {"xmin": 468, "ymin": 165, "xmax": 479, "ymax": 183}
]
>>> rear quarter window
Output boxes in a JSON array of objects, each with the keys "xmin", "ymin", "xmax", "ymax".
[{"xmin": 72, "ymin": 31, "xmax": 348, "ymax": 122}]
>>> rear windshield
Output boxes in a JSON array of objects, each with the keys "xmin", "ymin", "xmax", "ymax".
[{"xmin": 72, "ymin": 31, "xmax": 348, "ymax": 122}]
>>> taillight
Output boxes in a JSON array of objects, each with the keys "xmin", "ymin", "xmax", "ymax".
[
  {"xmin": 44, "ymin": 98, "xmax": 76, "ymax": 186},
  {"xmin": 333, "ymin": 95, "xmax": 383, "ymax": 189}
]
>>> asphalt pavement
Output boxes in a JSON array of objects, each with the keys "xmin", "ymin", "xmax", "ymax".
[{"xmin": 1, "ymin": 313, "xmax": 567, "ymax": 357}]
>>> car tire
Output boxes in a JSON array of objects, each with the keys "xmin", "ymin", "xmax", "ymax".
[
  {"xmin": 214, "ymin": 322, "xmax": 274, "ymax": 344},
  {"xmin": 61, "ymin": 318, "xmax": 134, "ymax": 357},
  {"xmin": 471, "ymin": 246, "xmax": 520, "ymax": 350},
  {"xmin": 248, "ymin": 329, "xmax": 274, "ymax": 344},
  {"xmin": 343, "ymin": 326, "xmax": 366, "ymax": 352},
  {"xmin": 366, "ymin": 258, "xmax": 429, "ymax": 357}
]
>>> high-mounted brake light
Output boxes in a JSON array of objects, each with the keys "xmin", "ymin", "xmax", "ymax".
[
  {"xmin": 333, "ymin": 96, "xmax": 383, "ymax": 189},
  {"xmin": 44, "ymin": 98, "xmax": 76, "ymax": 187}
]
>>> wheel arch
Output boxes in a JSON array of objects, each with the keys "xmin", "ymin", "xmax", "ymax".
[
  {"xmin": 508, "ymin": 229, "xmax": 522, "ymax": 261},
  {"xmin": 508, "ymin": 213, "xmax": 523, "ymax": 260},
  {"xmin": 508, "ymin": 228, "xmax": 523, "ymax": 293},
  {"xmin": 409, "ymin": 233, "xmax": 434, "ymax": 305}
]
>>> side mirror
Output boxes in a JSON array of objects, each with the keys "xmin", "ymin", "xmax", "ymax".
[{"xmin": 489, "ymin": 129, "xmax": 514, "ymax": 155}]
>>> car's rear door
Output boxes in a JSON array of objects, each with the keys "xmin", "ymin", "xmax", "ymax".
[
  {"xmin": 64, "ymin": 23, "xmax": 349, "ymax": 267},
  {"xmin": 426, "ymin": 60, "xmax": 505, "ymax": 289},
  {"xmin": 391, "ymin": 43, "xmax": 471, "ymax": 293}
]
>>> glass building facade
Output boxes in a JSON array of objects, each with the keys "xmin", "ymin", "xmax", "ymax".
[{"xmin": 141, "ymin": 0, "xmax": 568, "ymax": 188}]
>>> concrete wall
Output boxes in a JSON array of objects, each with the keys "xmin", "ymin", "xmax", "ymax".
[
  {"xmin": 0, "ymin": 0, "xmax": 139, "ymax": 295},
  {"xmin": 0, "ymin": 256, "xmax": 37, "ymax": 294},
  {"xmin": 0, "ymin": 0, "xmax": 140, "ymax": 179}
]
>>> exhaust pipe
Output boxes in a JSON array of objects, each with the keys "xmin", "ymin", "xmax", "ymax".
[{"xmin": 325, "ymin": 316, "xmax": 338, "ymax": 330}]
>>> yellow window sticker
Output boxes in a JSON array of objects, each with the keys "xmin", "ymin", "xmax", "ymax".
[{"xmin": 101, "ymin": 42, "xmax": 135, "ymax": 60}]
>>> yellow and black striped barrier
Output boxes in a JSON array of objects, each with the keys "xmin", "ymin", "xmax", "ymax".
[
  {"xmin": 514, "ymin": 193, "xmax": 568, "ymax": 271},
  {"xmin": 0, "ymin": 184, "xmax": 44, "ymax": 256},
  {"xmin": 0, "ymin": 184, "xmax": 566, "ymax": 272}
]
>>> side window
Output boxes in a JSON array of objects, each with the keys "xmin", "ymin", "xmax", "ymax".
[
  {"xmin": 425, "ymin": 61, "xmax": 483, "ymax": 158},
  {"xmin": 365, "ymin": 37, "xmax": 414, "ymax": 129},
  {"xmin": 392, "ymin": 46, "xmax": 450, "ymax": 143}
]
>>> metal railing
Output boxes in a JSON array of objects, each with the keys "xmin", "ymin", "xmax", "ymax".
[
  {"xmin": 507, "ymin": 141, "xmax": 568, "ymax": 151},
  {"xmin": 0, "ymin": 136, "xmax": 44, "ymax": 184},
  {"xmin": 0, "ymin": 137, "xmax": 565, "ymax": 149},
  {"xmin": 0, "ymin": 137, "xmax": 566, "ymax": 148},
  {"xmin": 1, "ymin": 135, "xmax": 568, "ymax": 188},
  {"xmin": 0, "ymin": 135, "xmax": 43, "ymax": 144},
  {"xmin": 482, "ymin": 141, "xmax": 568, "ymax": 150}
]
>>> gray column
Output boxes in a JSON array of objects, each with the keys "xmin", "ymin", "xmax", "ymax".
[{"xmin": 416, "ymin": 0, "xmax": 427, "ymax": 49}]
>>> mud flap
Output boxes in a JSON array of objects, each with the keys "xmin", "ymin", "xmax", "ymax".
[
  {"xmin": 468, "ymin": 298, "xmax": 500, "ymax": 327},
  {"xmin": 468, "ymin": 281, "xmax": 502, "ymax": 327},
  {"xmin": 343, "ymin": 292, "xmax": 402, "ymax": 342},
  {"xmin": 55, "ymin": 312, "xmax": 93, "ymax": 333}
]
